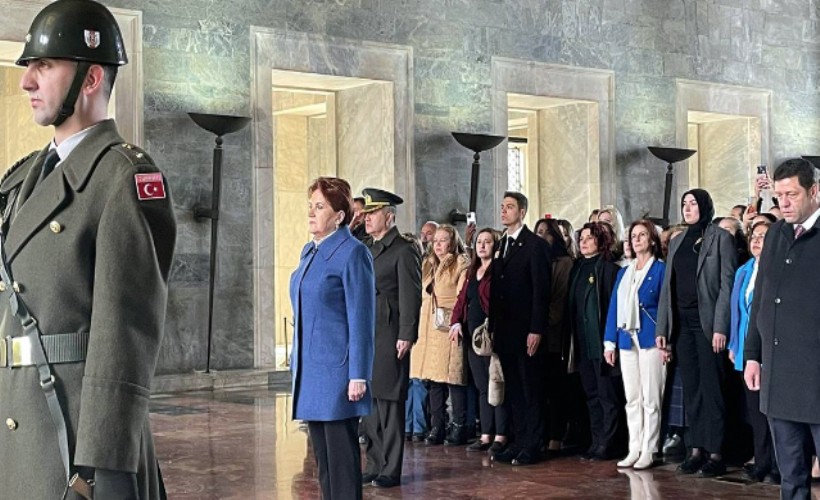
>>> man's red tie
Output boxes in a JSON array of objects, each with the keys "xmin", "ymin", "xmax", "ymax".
[{"xmin": 794, "ymin": 225, "xmax": 806, "ymax": 239}]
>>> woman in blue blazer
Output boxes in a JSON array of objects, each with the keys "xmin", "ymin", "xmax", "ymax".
[
  {"xmin": 728, "ymin": 220, "xmax": 779, "ymax": 483},
  {"xmin": 290, "ymin": 177, "xmax": 375, "ymax": 500},
  {"xmin": 604, "ymin": 220, "xmax": 667, "ymax": 470}
]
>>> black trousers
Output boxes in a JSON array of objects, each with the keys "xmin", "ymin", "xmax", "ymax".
[
  {"xmin": 467, "ymin": 348, "xmax": 508, "ymax": 436},
  {"xmin": 768, "ymin": 417, "xmax": 820, "ymax": 500},
  {"xmin": 578, "ymin": 358, "xmax": 621, "ymax": 454},
  {"xmin": 674, "ymin": 307, "xmax": 724, "ymax": 453},
  {"xmin": 308, "ymin": 418, "xmax": 362, "ymax": 500},
  {"xmin": 428, "ymin": 381, "xmax": 466, "ymax": 430},
  {"xmin": 363, "ymin": 398, "xmax": 405, "ymax": 480},
  {"xmin": 745, "ymin": 383, "xmax": 777, "ymax": 473},
  {"xmin": 498, "ymin": 350, "xmax": 544, "ymax": 454},
  {"xmin": 543, "ymin": 352, "xmax": 568, "ymax": 443}
]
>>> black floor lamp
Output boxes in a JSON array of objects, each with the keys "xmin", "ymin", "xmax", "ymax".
[
  {"xmin": 648, "ymin": 146, "xmax": 697, "ymax": 227},
  {"xmin": 189, "ymin": 113, "xmax": 252, "ymax": 373},
  {"xmin": 449, "ymin": 132, "xmax": 506, "ymax": 224}
]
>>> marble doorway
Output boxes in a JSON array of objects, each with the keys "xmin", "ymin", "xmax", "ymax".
[
  {"xmin": 507, "ymin": 94, "xmax": 600, "ymax": 230},
  {"xmin": 270, "ymin": 72, "xmax": 394, "ymax": 371},
  {"xmin": 492, "ymin": 58, "xmax": 615, "ymax": 229},
  {"xmin": 687, "ymin": 111, "xmax": 762, "ymax": 218},
  {"xmin": 251, "ymin": 29, "xmax": 413, "ymax": 369},
  {"xmin": 675, "ymin": 80, "xmax": 772, "ymax": 224}
]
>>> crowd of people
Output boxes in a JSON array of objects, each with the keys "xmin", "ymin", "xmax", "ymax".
[{"xmin": 290, "ymin": 158, "xmax": 820, "ymax": 500}]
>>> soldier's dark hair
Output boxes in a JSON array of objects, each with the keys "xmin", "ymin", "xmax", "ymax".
[
  {"xmin": 101, "ymin": 64, "xmax": 118, "ymax": 99},
  {"xmin": 503, "ymin": 191, "xmax": 528, "ymax": 212},
  {"xmin": 773, "ymin": 158, "xmax": 819, "ymax": 191},
  {"xmin": 308, "ymin": 177, "xmax": 354, "ymax": 225}
]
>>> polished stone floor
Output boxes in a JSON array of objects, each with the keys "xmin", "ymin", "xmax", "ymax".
[{"xmin": 150, "ymin": 387, "xmax": 818, "ymax": 499}]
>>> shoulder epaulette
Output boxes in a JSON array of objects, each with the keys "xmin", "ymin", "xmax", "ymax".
[
  {"xmin": 109, "ymin": 142, "xmax": 155, "ymax": 167},
  {"xmin": 0, "ymin": 151, "xmax": 37, "ymax": 186}
]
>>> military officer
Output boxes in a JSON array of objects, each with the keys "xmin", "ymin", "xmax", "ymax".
[
  {"xmin": 360, "ymin": 188, "xmax": 422, "ymax": 488},
  {"xmin": 0, "ymin": 1, "xmax": 176, "ymax": 499}
]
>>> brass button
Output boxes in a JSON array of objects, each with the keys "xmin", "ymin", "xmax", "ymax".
[
  {"xmin": 12, "ymin": 282, "xmax": 20, "ymax": 293},
  {"xmin": 5, "ymin": 418, "xmax": 17, "ymax": 431},
  {"xmin": 49, "ymin": 221, "xmax": 62, "ymax": 234},
  {"xmin": 0, "ymin": 282, "xmax": 6, "ymax": 292},
  {"xmin": 136, "ymin": 152, "xmax": 144, "ymax": 159},
  {"xmin": 774, "ymin": 298, "xmax": 781, "ymax": 304}
]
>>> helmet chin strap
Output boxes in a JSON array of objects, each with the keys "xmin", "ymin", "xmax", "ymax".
[{"xmin": 52, "ymin": 61, "xmax": 91, "ymax": 127}]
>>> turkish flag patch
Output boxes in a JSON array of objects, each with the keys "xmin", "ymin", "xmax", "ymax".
[{"xmin": 134, "ymin": 173, "xmax": 166, "ymax": 201}]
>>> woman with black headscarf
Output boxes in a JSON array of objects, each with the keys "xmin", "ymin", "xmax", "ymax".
[{"xmin": 655, "ymin": 189, "xmax": 738, "ymax": 478}]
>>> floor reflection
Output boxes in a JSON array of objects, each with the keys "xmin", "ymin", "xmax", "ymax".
[{"xmin": 150, "ymin": 387, "xmax": 814, "ymax": 499}]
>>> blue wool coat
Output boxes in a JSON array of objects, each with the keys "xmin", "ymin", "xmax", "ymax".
[
  {"xmin": 289, "ymin": 226, "xmax": 375, "ymax": 421},
  {"xmin": 728, "ymin": 258, "xmax": 756, "ymax": 372},
  {"xmin": 604, "ymin": 260, "xmax": 665, "ymax": 350}
]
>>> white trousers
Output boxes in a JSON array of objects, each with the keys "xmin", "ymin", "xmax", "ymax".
[{"xmin": 620, "ymin": 335, "xmax": 667, "ymax": 455}]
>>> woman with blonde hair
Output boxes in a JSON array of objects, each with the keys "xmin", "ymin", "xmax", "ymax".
[{"xmin": 411, "ymin": 224, "xmax": 472, "ymax": 445}]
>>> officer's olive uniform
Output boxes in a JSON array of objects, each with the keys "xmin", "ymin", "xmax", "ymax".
[{"xmin": 0, "ymin": 120, "xmax": 176, "ymax": 499}]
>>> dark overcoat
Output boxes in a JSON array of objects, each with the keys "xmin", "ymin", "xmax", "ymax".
[
  {"xmin": 0, "ymin": 120, "xmax": 176, "ymax": 499},
  {"xmin": 745, "ymin": 217, "xmax": 820, "ymax": 424},
  {"xmin": 368, "ymin": 225, "xmax": 421, "ymax": 401},
  {"xmin": 489, "ymin": 226, "xmax": 551, "ymax": 355},
  {"xmin": 289, "ymin": 226, "xmax": 375, "ymax": 421}
]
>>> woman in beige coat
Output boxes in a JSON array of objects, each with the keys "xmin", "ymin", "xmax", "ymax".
[{"xmin": 411, "ymin": 224, "xmax": 471, "ymax": 446}]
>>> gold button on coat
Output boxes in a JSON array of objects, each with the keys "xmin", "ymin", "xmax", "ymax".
[
  {"xmin": 50, "ymin": 221, "xmax": 62, "ymax": 234},
  {"xmin": 12, "ymin": 282, "xmax": 20, "ymax": 293},
  {"xmin": 5, "ymin": 418, "xmax": 17, "ymax": 431},
  {"xmin": 0, "ymin": 282, "xmax": 6, "ymax": 292}
]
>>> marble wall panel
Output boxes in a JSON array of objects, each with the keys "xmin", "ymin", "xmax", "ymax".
[
  {"xmin": 697, "ymin": 118, "xmax": 761, "ymax": 216},
  {"xmin": 537, "ymin": 103, "xmax": 599, "ymax": 230},
  {"xmin": 336, "ymin": 82, "xmax": 395, "ymax": 194}
]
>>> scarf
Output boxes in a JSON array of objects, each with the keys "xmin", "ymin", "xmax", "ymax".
[{"xmin": 616, "ymin": 257, "xmax": 654, "ymax": 333}]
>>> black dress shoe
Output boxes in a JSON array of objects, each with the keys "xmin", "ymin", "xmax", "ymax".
[
  {"xmin": 699, "ymin": 459, "xmax": 726, "ymax": 478},
  {"xmin": 412, "ymin": 432, "xmax": 425, "ymax": 443},
  {"xmin": 676, "ymin": 454, "xmax": 706, "ymax": 475},
  {"xmin": 466, "ymin": 440, "xmax": 491, "ymax": 452},
  {"xmin": 512, "ymin": 449, "xmax": 539, "ymax": 466},
  {"xmin": 372, "ymin": 475, "xmax": 400, "ymax": 488},
  {"xmin": 361, "ymin": 473, "xmax": 378, "ymax": 484},
  {"xmin": 491, "ymin": 447, "xmax": 518, "ymax": 464},
  {"xmin": 424, "ymin": 426, "xmax": 444, "ymax": 445},
  {"xmin": 662, "ymin": 434, "xmax": 684, "ymax": 457},
  {"xmin": 444, "ymin": 423, "xmax": 467, "ymax": 446},
  {"xmin": 741, "ymin": 465, "xmax": 768, "ymax": 482},
  {"xmin": 765, "ymin": 471, "xmax": 782, "ymax": 485},
  {"xmin": 488, "ymin": 441, "xmax": 507, "ymax": 454}
]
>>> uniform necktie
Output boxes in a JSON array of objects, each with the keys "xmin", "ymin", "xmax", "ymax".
[
  {"xmin": 39, "ymin": 149, "xmax": 60, "ymax": 183},
  {"xmin": 794, "ymin": 225, "xmax": 806, "ymax": 239}
]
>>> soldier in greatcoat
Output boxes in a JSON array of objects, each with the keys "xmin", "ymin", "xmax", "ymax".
[
  {"xmin": 360, "ymin": 188, "xmax": 421, "ymax": 488},
  {"xmin": 0, "ymin": 1, "xmax": 176, "ymax": 498}
]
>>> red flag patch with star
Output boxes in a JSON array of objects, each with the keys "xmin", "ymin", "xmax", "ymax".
[{"xmin": 134, "ymin": 173, "xmax": 166, "ymax": 201}]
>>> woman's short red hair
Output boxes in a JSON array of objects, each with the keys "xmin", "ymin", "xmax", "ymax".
[{"xmin": 308, "ymin": 177, "xmax": 354, "ymax": 226}]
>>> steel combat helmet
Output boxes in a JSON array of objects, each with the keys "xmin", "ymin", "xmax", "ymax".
[{"xmin": 17, "ymin": 0, "xmax": 127, "ymax": 126}]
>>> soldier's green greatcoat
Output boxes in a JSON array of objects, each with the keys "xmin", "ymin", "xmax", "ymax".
[{"xmin": 0, "ymin": 119, "xmax": 176, "ymax": 499}]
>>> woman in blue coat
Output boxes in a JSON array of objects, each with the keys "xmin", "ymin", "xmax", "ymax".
[
  {"xmin": 290, "ymin": 177, "xmax": 375, "ymax": 500},
  {"xmin": 728, "ymin": 220, "xmax": 779, "ymax": 483},
  {"xmin": 604, "ymin": 220, "xmax": 667, "ymax": 470}
]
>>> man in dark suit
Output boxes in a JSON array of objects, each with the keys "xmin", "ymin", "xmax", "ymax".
[
  {"xmin": 489, "ymin": 191, "xmax": 552, "ymax": 465},
  {"xmin": 360, "ymin": 188, "xmax": 422, "ymax": 488},
  {"xmin": 745, "ymin": 159, "xmax": 820, "ymax": 500}
]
